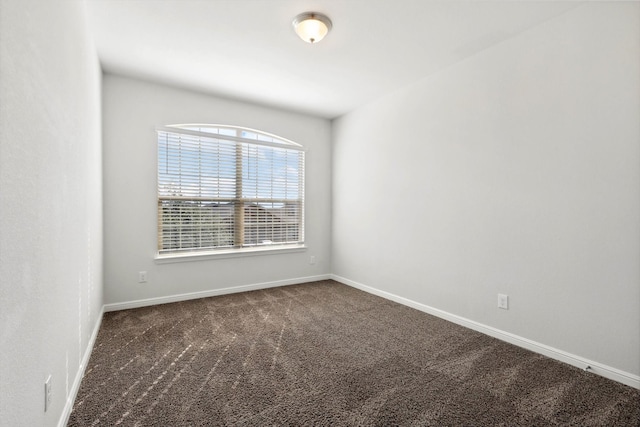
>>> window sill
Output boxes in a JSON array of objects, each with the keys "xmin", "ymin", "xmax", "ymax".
[{"xmin": 154, "ymin": 244, "xmax": 307, "ymax": 264}]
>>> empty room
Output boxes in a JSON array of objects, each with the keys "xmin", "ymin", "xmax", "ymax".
[{"xmin": 1, "ymin": 0, "xmax": 639, "ymax": 426}]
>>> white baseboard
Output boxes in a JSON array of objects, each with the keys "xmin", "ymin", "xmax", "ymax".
[
  {"xmin": 331, "ymin": 274, "xmax": 640, "ymax": 390},
  {"xmin": 104, "ymin": 274, "xmax": 332, "ymax": 312},
  {"xmin": 58, "ymin": 306, "xmax": 105, "ymax": 427}
]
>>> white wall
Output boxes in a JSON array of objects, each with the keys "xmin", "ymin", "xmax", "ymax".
[
  {"xmin": 102, "ymin": 75, "xmax": 332, "ymax": 305},
  {"xmin": 332, "ymin": 2, "xmax": 639, "ymax": 379},
  {"xmin": 0, "ymin": 0, "xmax": 103, "ymax": 425}
]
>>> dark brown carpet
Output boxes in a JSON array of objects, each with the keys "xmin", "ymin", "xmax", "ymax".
[{"xmin": 68, "ymin": 280, "xmax": 639, "ymax": 426}]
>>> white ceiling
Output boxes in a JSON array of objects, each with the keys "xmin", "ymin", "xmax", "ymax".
[{"xmin": 86, "ymin": 0, "xmax": 579, "ymax": 119}]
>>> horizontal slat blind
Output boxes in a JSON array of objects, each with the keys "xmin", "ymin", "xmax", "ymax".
[{"xmin": 157, "ymin": 126, "xmax": 304, "ymax": 254}]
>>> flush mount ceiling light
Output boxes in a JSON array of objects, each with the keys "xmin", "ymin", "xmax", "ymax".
[{"xmin": 292, "ymin": 12, "xmax": 332, "ymax": 44}]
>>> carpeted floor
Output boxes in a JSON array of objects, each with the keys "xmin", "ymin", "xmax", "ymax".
[{"xmin": 68, "ymin": 280, "xmax": 639, "ymax": 426}]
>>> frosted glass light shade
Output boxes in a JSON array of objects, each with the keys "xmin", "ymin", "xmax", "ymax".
[{"xmin": 293, "ymin": 12, "xmax": 332, "ymax": 44}]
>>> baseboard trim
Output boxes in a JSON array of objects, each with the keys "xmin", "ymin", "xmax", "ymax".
[
  {"xmin": 104, "ymin": 274, "xmax": 333, "ymax": 312},
  {"xmin": 331, "ymin": 274, "xmax": 639, "ymax": 390},
  {"xmin": 58, "ymin": 306, "xmax": 105, "ymax": 427}
]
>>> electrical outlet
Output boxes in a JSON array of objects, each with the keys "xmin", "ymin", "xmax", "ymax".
[
  {"xmin": 309, "ymin": 256, "xmax": 316, "ymax": 265},
  {"xmin": 44, "ymin": 375, "xmax": 52, "ymax": 412},
  {"xmin": 498, "ymin": 294, "xmax": 509, "ymax": 310},
  {"xmin": 138, "ymin": 271, "xmax": 147, "ymax": 283}
]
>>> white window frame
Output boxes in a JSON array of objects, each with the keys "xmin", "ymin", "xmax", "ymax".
[{"xmin": 155, "ymin": 124, "xmax": 305, "ymax": 262}]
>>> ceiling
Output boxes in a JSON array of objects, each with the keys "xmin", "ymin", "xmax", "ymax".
[{"xmin": 86, "ymin": 0, "xmax": 580, "ymax": 119}]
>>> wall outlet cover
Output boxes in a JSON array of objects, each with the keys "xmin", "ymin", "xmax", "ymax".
[
  {"xmin": 498, "ymin": 294, "xmax": 509, "ymax": 310},
  {"xmin": 44, "ymin": 375, "xmax": 52, "ymax": 412}
]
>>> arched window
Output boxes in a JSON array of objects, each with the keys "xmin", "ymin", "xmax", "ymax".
[{"xmin": 156, "ymin": 124, "xmax": 304, "ymax": 256}]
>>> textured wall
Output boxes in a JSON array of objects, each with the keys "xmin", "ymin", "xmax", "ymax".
[
  {"xmin": 102, "ymin": 75, "xmax": 331, "ymax": 305},
  {"xmin": 332, "ymin": 2, "xmax": 639, "ymax": 378},
  {"xmin": 0, "ymin": 0, "xmax": 103, "ymax": 425}
]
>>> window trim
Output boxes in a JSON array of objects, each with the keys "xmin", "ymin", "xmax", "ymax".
[
  {"xmin": 160, "ymin": 125, "xmax": 305, "ymax": 151},
  {"xmin": 156, "ymin": 124, "xmax": 306, "ymax": 260},
  {"xmin": 154, "ymin": 243, "xmax": 307, "ymax": 264}
]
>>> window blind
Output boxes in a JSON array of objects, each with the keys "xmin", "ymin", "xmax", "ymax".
[{"xmin": 157, "ymin": 126, "xmax": 304, "ymax": 254}]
